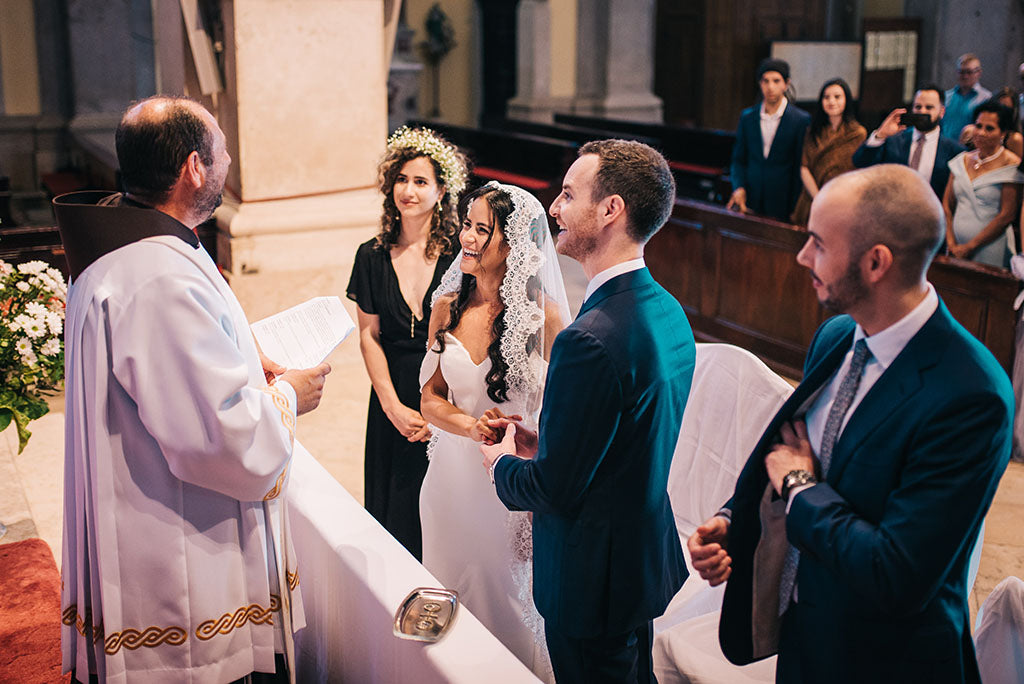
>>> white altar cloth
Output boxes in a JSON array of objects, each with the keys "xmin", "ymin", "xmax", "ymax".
[{"xmin": 287, "ymin": 444, "xmax": 541, "ymax": 683}]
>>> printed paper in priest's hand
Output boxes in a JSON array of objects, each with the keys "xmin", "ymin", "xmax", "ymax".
[{"xmin": 251, "ymin": 296, "xmax": 355, "ymax": 369}]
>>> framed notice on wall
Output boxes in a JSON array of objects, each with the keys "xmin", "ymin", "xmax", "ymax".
[{"xmin": 770, "ymin": 41, "xmax": 863, "ymax": 100}]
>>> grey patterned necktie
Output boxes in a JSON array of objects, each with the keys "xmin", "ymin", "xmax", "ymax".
[{"xmin": 778, "ymin": 339, "xmax": 872, "ymax": 615}]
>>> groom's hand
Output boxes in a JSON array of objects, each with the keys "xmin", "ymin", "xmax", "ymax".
[
  {"xmin": 481, "ymin": 423, "xmax": 518, "ymax": 472},
  {"xmin": 487, "ymin": 418, "xmax": 538, "ymax": 458}
]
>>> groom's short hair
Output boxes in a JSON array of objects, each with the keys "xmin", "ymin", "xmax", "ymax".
[{"xmin": 578, "ymin": 139, "xmax": 676, "ymax": 243}]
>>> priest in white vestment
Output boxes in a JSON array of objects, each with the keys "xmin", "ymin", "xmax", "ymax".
[{"xmin": 55, "ymin": 97, "xmax": 331, "ymax": 684}]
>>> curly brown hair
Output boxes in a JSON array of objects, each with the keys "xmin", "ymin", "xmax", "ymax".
[{"xmin": 375, "ymin": 142, "xmax": 467, "ymax": 259}]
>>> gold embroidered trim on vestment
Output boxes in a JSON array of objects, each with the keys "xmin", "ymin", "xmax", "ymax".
[
  {"xmin": 263, "ymin": 466, "xmax": 287, "ymax": 501},
  {"xmin": 287, "ymin": 569, "xmax": 299, "ymax": 591},
  {"xmin": 104, "ymin": 626, "xmax": 188, "ymax": 655},
  {"xmin": 270, "ymin": 593, "xmax": 281, "ymax": 611},
  {"xmin": 62, "ymin": 605, "xmax": 104, "ymax": 644},
  {"xmin": 262, "ymin": 385, "xmax": 295, "ymax": 441},
  {"xmin": 195, "ymin": 601, "xmax": 276, "ymax": 640}
]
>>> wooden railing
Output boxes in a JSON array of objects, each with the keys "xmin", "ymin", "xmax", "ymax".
[{"xmin": 648, "ymin": 199, "xmax": 1019, "ymax": 377}]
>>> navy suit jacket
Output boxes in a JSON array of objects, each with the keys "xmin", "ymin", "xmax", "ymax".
[
  {"xmin": 730, "ymin": 102, "xmax": 811, "ymax": 221},
  {"xmin": 852, "ymin": 129, "xmax": 965, "ymax": 199},
  {"xmin": 719, "ymin": 302, "xmax": 1012, "ymax": 684},
  {"xmin": 494, "ymin": 268, "xmax": 695, "ymax": 638}
]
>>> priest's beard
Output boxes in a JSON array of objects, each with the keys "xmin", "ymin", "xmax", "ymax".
[{"xmin": 195, "ymin": 177, "xmax": 224, "ymax": 223}]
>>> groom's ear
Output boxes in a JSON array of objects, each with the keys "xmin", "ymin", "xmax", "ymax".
[{"xmin": 601, "ymin": 194, "xmax": 626, "ymax": 226}]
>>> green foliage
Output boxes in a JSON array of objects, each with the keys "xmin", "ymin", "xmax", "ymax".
[{"xmin": 0, "ymin": 260, "xmax": 66, "ymax": 453}]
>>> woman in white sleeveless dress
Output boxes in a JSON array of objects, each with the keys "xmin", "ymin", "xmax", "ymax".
[{"xmin": 419, "ymin": 181, "xmax": 569, "ymax": 683}]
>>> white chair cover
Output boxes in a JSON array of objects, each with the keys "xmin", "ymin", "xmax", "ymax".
[
  {"xmin": 654, "ymin": 343, "xmax": 792, "ymax": 683},
  {"xmin": 974, "ymin": 576, "xmax": 1024, "ymax": 684}
]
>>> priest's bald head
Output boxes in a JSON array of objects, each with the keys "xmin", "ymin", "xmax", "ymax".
[
  {"xmin": 115, "ymin": 96, "xmax": 231, "ymax": 228},
  {"xmin": 797, "ymin": 164, "xmax": 944, "ymax": 334}
]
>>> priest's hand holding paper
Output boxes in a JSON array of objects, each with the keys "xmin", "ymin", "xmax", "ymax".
[{"xmin": 278, "ymin": 362, "xmax": 332, "ymax": 415}]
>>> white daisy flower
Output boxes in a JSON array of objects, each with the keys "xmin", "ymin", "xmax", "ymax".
[
  {"xmin": 0, "ymin": 261, "xmax": 13, "ymax": 275},
  {"xmin": 47, "ymin": 268, "xmax": 66, "ymax": 286},
  {"xmin": 16, "ymin": 281, "xmax": 30, "ymax": 292},
  {"xmin": 11, "ymin": 314, "xmax": 31, "ymax": 332},
  {"xmin": 25, "ymin": 301, "xmax": 47, "ymax": 317},
  {"xmin": 17, "ymin": 261, "xmax": 46, "ymax": 275},
  {"xmin": 20, "ymin": 349, "xmax": 38, "ymax": 367},
  {"xmin": 46, "ymin": 311, "xmax": 62, "ymax": 336},
  {"xmin": 15, "ymin": 337, "xmax": 32, "ymax": 355},
  {"xmin": 23, "ymin": 316, "xmax": 46, "ymax": 339},
  {"xmin": 41, "ymin": 337, "xmax": 61, "ymax": 357}
]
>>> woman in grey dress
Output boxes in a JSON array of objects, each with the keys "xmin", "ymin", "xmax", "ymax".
[{"xmin": 943, "ymin": 100, "xmax": 1024, "ymax": 268}]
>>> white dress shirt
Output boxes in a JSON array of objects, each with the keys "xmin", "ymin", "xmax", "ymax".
[
  {"xmin": 583, "ymin": 257, "xmax": 646, "ymax": 305},
  {"xmin": 788, "ymin": 283, "xmax": 939, "ymax": 508},
  {"xmin": 866, "ymin": 126, "xmax": 940, "ymax": 185},
  {"xmin": 760, "ymin": 98, "xmax": 789, "ymax": 159}
]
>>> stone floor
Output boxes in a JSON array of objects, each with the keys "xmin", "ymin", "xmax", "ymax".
[{"xmin": 2, "ymin": 251, "xmax": 1021, "ymax": 629}]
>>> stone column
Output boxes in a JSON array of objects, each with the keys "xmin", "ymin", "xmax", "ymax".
[
  {"xmin": 209, "ymin": 0, "xmax": 386, "ymax": 319},
  {"xmin": 507, "ymin": 0, "xmax": 557, "ymax": 123},
  {"xmin": 571, "ymin": 0, "xmax": 662, "ymax": 122}
]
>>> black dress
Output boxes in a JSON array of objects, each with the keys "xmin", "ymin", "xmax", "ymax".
[{"xmin": 346, "ymin": 238, "xmax": 454, "ymax": 560}]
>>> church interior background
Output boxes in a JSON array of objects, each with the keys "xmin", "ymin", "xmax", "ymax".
[{"xmin": 0, "ymin": 0, "xmax": 1022, "ymax": 657}]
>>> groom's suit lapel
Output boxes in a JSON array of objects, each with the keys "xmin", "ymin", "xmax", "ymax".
[{"xmin": 576, "ymin": 267, "xmax": 654, "ymax": 320}]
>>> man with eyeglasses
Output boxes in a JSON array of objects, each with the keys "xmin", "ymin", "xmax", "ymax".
[{"xmin": 941, "ymin": 53, "xmax": 991, "ymax": 140}]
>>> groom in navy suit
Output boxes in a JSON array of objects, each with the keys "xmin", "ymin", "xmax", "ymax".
[
  {"xmin": 690, "ymin": 164, "xmax": 1012, "ymax": 683},
  {"xmin": 482, "ymin": 140, "xmax": 696, "ymax": 683}
]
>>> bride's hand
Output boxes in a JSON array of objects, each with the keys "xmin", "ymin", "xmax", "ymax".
[
  {"xmin": 486, "ymin": 417, "xmax": 538, "ymax": 458},
  {"xmin": 469, "ymin": 413, "xmax": 499, "ymax": 443},
  {"xmin": 480, "ymin": 408, "xmax": 523, "ymax": 444}
]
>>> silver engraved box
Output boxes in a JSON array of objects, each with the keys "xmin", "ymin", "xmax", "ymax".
[{"xmin": 393, "ymin": 587, "xmax": 459, "ymax": 642}]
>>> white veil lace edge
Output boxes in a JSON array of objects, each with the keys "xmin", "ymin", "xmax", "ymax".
[{"xmin": 428, "ymin": 180, "xmax": 571, "ymax": 423}]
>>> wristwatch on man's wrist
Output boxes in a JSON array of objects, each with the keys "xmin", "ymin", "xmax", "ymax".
[{"xmin": 781, "ymin": 469, "xmax": 817, "ymax": 501}]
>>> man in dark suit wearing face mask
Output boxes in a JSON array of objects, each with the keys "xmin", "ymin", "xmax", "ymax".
[{"xmin": 852, "ymin": 85, "xmax": 965, "ymax": 199}]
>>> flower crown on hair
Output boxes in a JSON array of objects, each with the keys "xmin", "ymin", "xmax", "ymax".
[{"xmin": 387, "ymin": 126, "xmax": 467, "ymax": 198}]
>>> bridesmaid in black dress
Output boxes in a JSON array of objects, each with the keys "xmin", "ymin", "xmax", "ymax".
[{"xmin": 347, "ymin": 127, "xmax": 467, "ymax": 559}]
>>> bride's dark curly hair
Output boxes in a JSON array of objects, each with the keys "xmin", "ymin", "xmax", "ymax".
[
  {"xmin": 375, "ymin": 143, "xmax": 466, "ymax": 259},
  {"xmin": 434, "ymin": 185, "xmax": 514, "ymax": 403}
]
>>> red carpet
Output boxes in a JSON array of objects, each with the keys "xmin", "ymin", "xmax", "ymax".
[{"xmin": 0, "ymin": 538, "xmax": 71, "ymax": 684}]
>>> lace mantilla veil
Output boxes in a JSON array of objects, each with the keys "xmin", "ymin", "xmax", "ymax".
[
  {"xmin": 429, "ymin": 180, "xmax": 571, "ymax": 425},
  {"xmin": 427, "ymin": 181, "xmax": 568, "ymax": 680}
]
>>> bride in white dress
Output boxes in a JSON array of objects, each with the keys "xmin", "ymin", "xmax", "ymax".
[{"xmin": 419, "ymin": 181, "xmax": 570, "ymax": 682}]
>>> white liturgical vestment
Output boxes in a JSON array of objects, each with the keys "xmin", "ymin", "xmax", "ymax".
[{"xmin": 61, "ymin": 234, "xmax": 304, "ymax": 684}]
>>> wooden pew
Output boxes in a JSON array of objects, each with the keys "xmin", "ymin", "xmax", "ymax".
[
  {"xmin": 647, "ymin": 199, "xmax": 1019, "ymax": 378},
  {"xmin": 553, "ymin": 113, "xmax": 735, "ymax": 203},
  {"xmin": 496, "ymin": 118, "xmax": 660, "ymax": 149},
  {"xmin": 406, "ymin": 120, "xmax": 577, "ymax": 211},
  {"xmin": 0, "ymin": 225, "xmax": 68, "ymax": 277}
]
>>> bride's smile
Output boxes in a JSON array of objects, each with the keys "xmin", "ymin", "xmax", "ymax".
[{"xmin": 459, "ymin": 197, "xmax": 510, "ymax": 277}]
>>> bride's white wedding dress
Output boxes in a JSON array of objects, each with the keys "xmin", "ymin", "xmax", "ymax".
[{"xmin": 419, "ymin": 333, "xmax": 553, "ymax": 683}]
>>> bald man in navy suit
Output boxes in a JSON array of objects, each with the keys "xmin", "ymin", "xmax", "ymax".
[{"xmin": 691, "ymin": 164, "xmax": 1011, "ymax": 684}]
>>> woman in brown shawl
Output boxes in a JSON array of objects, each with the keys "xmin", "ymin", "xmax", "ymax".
[{"xmin": 791, "ymin": 78, "xmax": 866, "ymax": 226}]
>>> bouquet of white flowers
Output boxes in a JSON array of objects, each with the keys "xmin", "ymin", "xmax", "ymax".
[{"xmin": 0, "ymin": 259, "xmax": 67, "ymax": 453}]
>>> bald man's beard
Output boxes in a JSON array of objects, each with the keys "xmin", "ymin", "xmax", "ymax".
[
  {"xmin": 819, "ymin": 258, "xmax": 869, "ymax": 313},
  {"xmin": 195, "ymin": 176, "xmax": 224, "ymax": 223}
]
